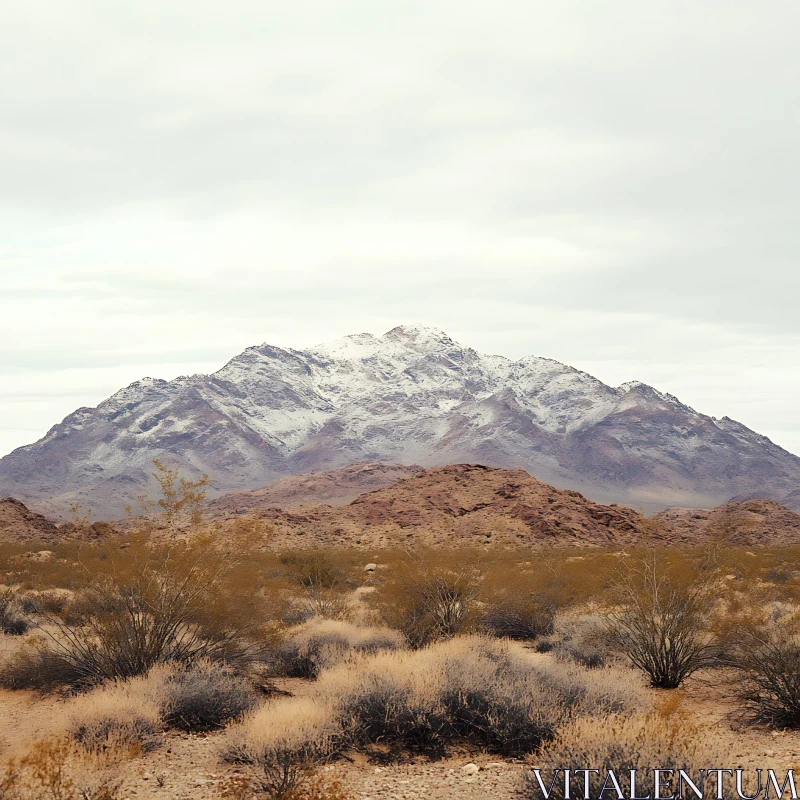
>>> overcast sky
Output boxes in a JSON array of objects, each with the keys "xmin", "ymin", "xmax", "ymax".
[{"xmin": 1, "ymin": 1, "xmax": 799, "ymax": 458}]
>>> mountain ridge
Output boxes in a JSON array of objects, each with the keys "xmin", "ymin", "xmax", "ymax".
[
  {"xmin": 1, "ymin": 324, "xmax": 798, "ymax": 518},
  {"xmin": 6, "ymin": 464, "xmax": 800, "ymax": 550}
]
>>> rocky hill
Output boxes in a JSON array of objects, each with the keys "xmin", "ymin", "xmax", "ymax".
[
  {"xmin": 209, "ymin": 462, "xmax": 421, "ymax": 516},
  {"xmin": 0, "ymin": 497, "xmax": 60, "ymax": 543},
  {"xmin": 1, "ymin": 325, "xmax": 798, "ymax": 518},
  {"xmin": 729, "ymin": 489, "xmax": 800, "ymax": 512},
  {"xmin": 654, "ymin": 499, "xmax": 800, "ymax": 546},
  {"xmin": 212, "ymin": 464, "xmax": 647, "ymax": 549}
]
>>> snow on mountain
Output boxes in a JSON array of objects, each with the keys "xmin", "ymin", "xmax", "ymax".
[{"xmin": 1, "ymin": 324, "xmax": 798, "ymax": 519}]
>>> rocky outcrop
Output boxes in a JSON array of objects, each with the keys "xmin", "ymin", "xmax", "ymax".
[
  {"xmin": 209, "ymin": 462, "xmax": 421, "ymax": 515},
  {"xmin": 653, "ymin": 499, "xmax": 800, "ymax": 546},
  {"xmin": 0, "ymin": 497, "xmax": 60, "ymax": 542},
  {"xmin": 211, "ymin": 464, "xmax": 648, "ymax": 549}
]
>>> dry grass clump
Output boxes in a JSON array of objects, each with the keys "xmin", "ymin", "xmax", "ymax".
[
  {"xmin": 59, "ymin": 671, "xmax": 164, "ymax": 756},
  {"xmin": 225, "ymin": 697, "xmax": 342, "ymax": 797},
  {"xmin": 272, "ymin": 618, "xmax": 403, "ymax": 679},
  {"xmin": 527, "ymin": 713, "xmax": 735, "ymax": 799},
  {"xmin": 0, "ymin": 588, "xmax": 30, "ymax": 636},
  {"xmin": 161, "ymin": 659, "xmax": 259, "ymax": 732},
  {"xmin": 2, "ymin": 738, "xmax": 123, "ymax": 799},
  {"xmin": 226, "ymin": 635, "xmax": 641, "ymax": 783},
  {"xmin": 550, "ymin": 612, "xmax": 613, "ymax": 669}
]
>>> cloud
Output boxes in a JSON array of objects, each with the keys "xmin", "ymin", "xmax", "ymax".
[{"xmin": 1, "ymin": 1, "xmax": 798, "ymax": 457}]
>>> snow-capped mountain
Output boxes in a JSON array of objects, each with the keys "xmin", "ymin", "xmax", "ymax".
[{"xmin": 2, "ymin": 325, "xmax": 798, "ymax": 518}]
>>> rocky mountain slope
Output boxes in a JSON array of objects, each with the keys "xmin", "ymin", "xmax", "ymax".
[
  {"xmin": 654, "ymin": 499, "xmax": 800, "ymax": 547},
  {"xmin": 212, "ymin": 464, "xmax": 647, "ymax": 549},
  {"xmin": 1, "ymin": 325, "xmax": 798, "ymax": 518},
  {"xmin": 730, "ymin": 489, "xmax": 800, "ymax": 512},
  {"xmin": 209, "ymin": 462, "xmax": 421, "ymax": 516},
  {"xmin": 0, "ymin": 497, "xmax": 59, "ymax": 542}
]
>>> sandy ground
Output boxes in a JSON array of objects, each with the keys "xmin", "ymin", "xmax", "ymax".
[{"xmin": 2, "ymin": 657, "xmax": 800, "ymax": 799}]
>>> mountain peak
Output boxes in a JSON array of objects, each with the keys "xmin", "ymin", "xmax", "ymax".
[
  {"xmin": 383, "ymin": 324, "xmax": 457, "ymax": 345},
  {"xmin": 313, "ymin": 324, "xmax": 461, "ymax": 361}
]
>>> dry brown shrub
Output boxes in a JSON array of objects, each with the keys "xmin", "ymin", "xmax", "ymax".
[
  {"xmin": 0, "ymin": 589, "xmax": 29, "ymax": 636},
  {"xmin": 527, "ymin": 713, "xmax": 736, "ymax": 799},
  {"xmin": 226, "ymin": 635, "xmax": 642, "ymax": 769},
  {"xmin": 374, "ymin": 554, "xmax": 481, "ymax": 647},
  {"xmin": 57, "ymin": 670, "xmax": 165, "ymax": 756},
  {"xmin": 726, "ymin": 611, "xmax": 800, "ymax": 728},
  {"xmin": 0, "ymin": 637, "xmax": 87, "ymax": 692},
  {"xmin": 272, "ymin": 618, "xmax": 403, "ymax": 679},
  {"xmin": 551, "ymin": 612, "xmax": 613, "ymax": 669},
  {"xmin": 218, "ymin": 770, "xmax": 354, "ymax": 800},
  {"xmin": 280, "ymin": 553, "xmax": 350, "ymax": 592},
  {"xmin": 14, "ymin": 532, "xmax": 280, "ymax": 690},
  {"xmin": 277, "ymin": 773, "xmax": 355, "ymax": 800},
  {"xmin": 481, "ymin": 569, "xmax": 557, "ymax": 641},
  {"xmin": 279, "ymin": 552, "xmax": 359, "ymax": 624},
  {"xmin": 161, "ymin": 659, "xmax": 259, "ymax": 732},
  {"xmin": 225, "ymin": 696, "xmax": 341, "ymax": 797},
  {"xmin": 2, "ymin": 738, "xmax": 122, "ymax": 799},
  {"xmin": 605, "ymin": 547, "xmax": 722, "ymax": 688}
]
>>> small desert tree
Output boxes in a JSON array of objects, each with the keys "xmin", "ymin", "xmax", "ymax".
[
  {"xmin": 605, "ymin": 547, "xmax": 721, "ymax": 688},
  {"xmin": 148, "ymin": 458, "xmax": 209, "ymax": 532},
  {"xmin": 14, "ymin": 465, "xmax": 274, "ymax": 690},
  {"xmin": 28, "ymin": 534, "xmax": 273, "ymax": 687},
  {"xmin": 377, "ymin": 553, "xmax": 481, "ymax": 648}
]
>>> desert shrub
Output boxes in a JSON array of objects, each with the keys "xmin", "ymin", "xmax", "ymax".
[
  {"xmin": 604, "ymin": 548, "xmax": 721, "ymax": 688},
  {"xmin": 226, "ymin": 636, "xmax": 641, "ymax": 768},
  {"xmin": 333, "ymin": 638, "xmax": 637, "ymax": 756},
  {"xmin": 284, "ymin": 589, "xmax": 350, "ymax": 625},
  {"xmin": 161, "ymin": 659, "xmax": 259, "ymax": 732},
  {"xmin": 33, "ymin": 590, "xmax": 70, "ymax": 616},
  {"xmin": 282, "ymin": 774, "xmax": 354, "ymax": 800},
  {"xmin": 25, "ymin": 534, "xmax": 277, "ymax": 689},
  {"xmin": 3, "ymin": 738, "xmax": 123, "ymax": 799},
  {"xmin": 567, "ymin": 648, "xmax": 605, "ymax": 669},
  {"xmin": 376, "ymin": 558, "xmax": 480, "ymax": 648},
  {"xmin": 728, "ymin": 618, "xmax": 800, "ymax": 728},
  {"xmin": 527, "ymin": 713, "xmax": 735, "ymax": 799},
  {"xmin": 219, "ymin": 771, "xmax": 355, "ymax": 800},
  {"xmin": 534, "ymin": 638, "xmax": 554, "ymax": 653},
  {"xmin": 225, "ymin": 696, "xmax": 342, "ymax": 796},
  {"xmin": 0, "ymin": 639, "xmax": 87, "ymax": 691},
  {"xmin": 61, "ymin": 673, "xmax": 163, "ymax": 755},
  {"xmin": 480, "ymin": 566, "xmax": 565, "ymax": 642},
  {"xmin": 14, "ymin": 589, "xmax": 70, "ymax": 618},
  {"xmin": 279, "ymin": 553, "xmax": 354, "ymax": 625},
  {"xmin": 0, "ymin": 589, "xmax": 30, "ymax": 635},
  {"xmin": 272, "ymin": 619, "xmax": 403, "ymax": 679},
  {"xmin": 482, "ymin": 593, "xmax": 555, "ymax": 641},
  {"xmin": 551, "ymin": 613, "xmax": 612, "ymax": 669},
  {"xmin": 281, "ymin": 553, "xmax": 348, "ymax": 591}
]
